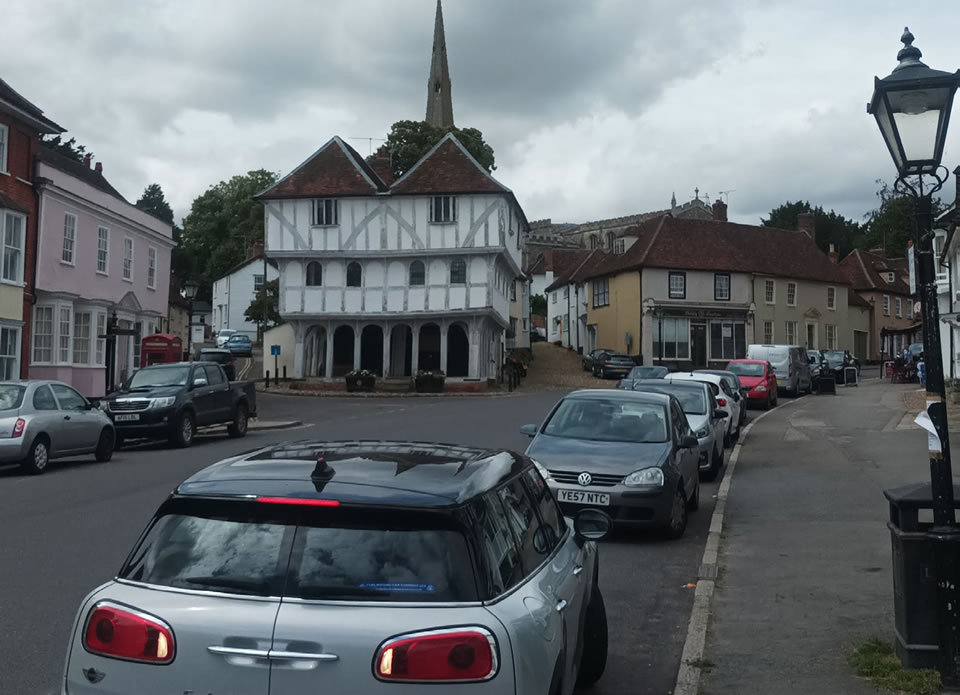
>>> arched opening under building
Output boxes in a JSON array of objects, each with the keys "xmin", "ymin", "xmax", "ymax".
[
  {"xmin": 304, "ymin": 326, "xmax": 327, "ymax": 377},
  {"xmin": 360, "ymin": 325, "xmax": 384, "ymax": 375},
  {"xmin": 447, "ymin": 323, "xmax": 469, "ymax": 377},
  {"xmin": 332, "ymin": 325, "xmax": 355, "ymax": 376},
  {"xmin": 389, "ymin": 325, "xmax": 413, "ymax": 377},
  {"xmin": 418, "ymin": 323, "xmax": 441, "ymax": 372}
]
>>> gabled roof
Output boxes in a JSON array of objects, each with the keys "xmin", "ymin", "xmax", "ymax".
[
  {"xmin": 218, "ymin": 253, "xmax": 279, "ymax": 281},
  {"xmin": 582, "ymin": 215, "xmax": 850, "ymax": 285},
  {"xmin": 848, "ymin": 288, "xmax": 872, "ymax": 308},
  {"xmin": 390, "ymin": 134, "xmax": 509, "ymax": 195},
  {"xmin": 258, "ymin": 136, "xmax": 388, "ymax": 199},
  {"xmin": 0, "ymin": 77, "xmax": 63, "ymax": 133},
  {"xmin": 36, "ymin": 146, "xmax": 127, "ymax": 202},
  {"xmin": 839, "ymin": 248, "xmax": 911, "ymax": 296},
  {"xmin": 545, "ymin": 249, "xmax": 601, "ymax": 292}
]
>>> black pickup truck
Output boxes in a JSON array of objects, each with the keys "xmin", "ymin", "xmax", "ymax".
[{"xmin": 102, "ymin": 361, "xmax": 257, "ymax": 448}]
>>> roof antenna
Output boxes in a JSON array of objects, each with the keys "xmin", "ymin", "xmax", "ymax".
[
  {"xmin": 347, "ymin": 137, "xmax": 386, "ymax": 156},
  {"xmin": 719, "ymin": 189, "xmax": 736, "ymax": 204}
]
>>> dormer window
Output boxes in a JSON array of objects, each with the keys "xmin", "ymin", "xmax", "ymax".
[
  {"xmin": 312, "ymin": 199, "xmax": 339, "ymax": 226},
  {"xmin": 886, "ymin": 271, "xmax": 895, "ymax": 283},
  {"xmin": 614, "ymin": 238, "xmax": 625, "ymax": 255},
  {"xmin": 430, "ymin": 196, "xmax": 457, "ymax": 224}
]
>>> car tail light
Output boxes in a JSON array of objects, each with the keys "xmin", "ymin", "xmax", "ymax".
[
  {"xmin": 11, "ymin": 418, "xmax": 25, "ymax": 438},
  {"xmin": 84, "ymin": 602, "xmax": 175, "ymax": 664},
  {"xmin": 717, "ymin": 398, "xmax": 727, "ymax": 407},
  {"xmin": 257, "ymin": 496, "xmax": 340, "ymax": 507},
  {"xmin": 374, "ymin": 627, "xmax": 498, "ymax": 682}
]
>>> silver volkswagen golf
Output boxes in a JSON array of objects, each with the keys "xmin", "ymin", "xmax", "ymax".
[{"xmin": 62, "ymin": 440, "xmax": 611, "ymax": 694}]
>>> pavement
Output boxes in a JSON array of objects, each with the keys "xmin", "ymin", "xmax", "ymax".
[{"xmin": 697, "ymin": 380, "xmax": 941, "ymax": 694}]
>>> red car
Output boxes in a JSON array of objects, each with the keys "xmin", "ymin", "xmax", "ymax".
[{"xmin": 725, "ymin": 359, "xmax": 778, "ymax": 409}]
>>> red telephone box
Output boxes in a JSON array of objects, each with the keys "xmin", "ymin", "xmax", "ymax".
[{"xmin": 141, "ymin": 333, "xmax": 183, "ymax": 366}]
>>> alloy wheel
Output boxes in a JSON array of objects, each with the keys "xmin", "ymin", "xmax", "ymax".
[{"xmin": 34, "ymin": 441, "xmax": 48, "ymax": 471}]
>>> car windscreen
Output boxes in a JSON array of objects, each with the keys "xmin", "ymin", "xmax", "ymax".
[
  {"xmin": 823, "ymin": 350, "xmax": 845, "ymax": 365},
  {"xmin": 128, "ymin": 366, "xmax": 191, "ymax": 388},
  {"xmin": 542, "ymin": 397, "xmax": 669, "ymax": 443},
  {"xmin": 0, "ymin": 385, "xmax": 25, "ymax": 410},
  {"xmin": 727, "ymin": 363, "xmax": 764, "ymax": 377},
  {"xmin": 119, "ymin": 499, "xmax": 478, "ymax": 602}
]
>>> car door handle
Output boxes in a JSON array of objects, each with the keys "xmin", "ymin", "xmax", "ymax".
[
  {"xmin": 268, "ymin": 650, "xmax": 339, "ymax": 662},
  {"xmin": 63, "ymin": 415, "xmax": 71, "ymax": 421},
  {"xmin": 208, "ymin": 645, "xmax": 270, "ymax": 658},
  {"xmin": 555, "ymin": 599, "xmax": 568, "ymax": 613},
  {"xmin": 573, "ymin": 565, "xmax": 584, "ymax": 576}
]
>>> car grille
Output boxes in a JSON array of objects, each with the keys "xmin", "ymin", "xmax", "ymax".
[
  {"xmin": 109, "ymin": 399, "xmax": 150, "ymax": 412},
  {"xmin": 742, "ymin": 386, "xmax": 752, "ymax": 392},
  {"xmin": 549, "ymin": 470, "xmax": 623, "ymax": 487}
]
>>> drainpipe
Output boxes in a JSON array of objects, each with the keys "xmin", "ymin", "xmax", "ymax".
[{"xmin": 950, "ymin": 258, "xmax": 955, "ymax": 380}]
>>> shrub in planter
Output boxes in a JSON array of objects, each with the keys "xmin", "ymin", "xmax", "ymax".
[
  {"xmin": 345, "ymin": 369, "xmax": 377, "ymax": 392},
  {"xmin": 414, "ymin": 370, "xmax": 446, "ymax": 393}
]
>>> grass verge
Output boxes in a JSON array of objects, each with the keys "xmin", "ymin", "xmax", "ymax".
[{"xmin": 848, "ymin": 639, "xmax": 941, "ymax": 694}]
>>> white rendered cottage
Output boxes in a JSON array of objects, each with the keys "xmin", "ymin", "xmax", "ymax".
[{"xmin": 258, "ymin": 134, "xmax": 528, "ymax": 381}]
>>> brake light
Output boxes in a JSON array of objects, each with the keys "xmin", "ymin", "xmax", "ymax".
[
  {"xmin": 257, "ymin": 496, "xmax": 340, "ymax": 507},
  {"xmin": 374, "ymin": 628, "xmax": 498, "ymax": 682},
  {"xmin": 717, "ymin": 398, "xmax": 727, "ymax": 407},
  {"xmin": 11, "ymin": 418, "xmax": 25, "ymax": 437},
  {"xmin": 84, "ymin": 602, "xmax": 175, "ymax": 664}
]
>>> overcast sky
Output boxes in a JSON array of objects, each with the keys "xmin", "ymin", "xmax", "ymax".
[{"xmin": 5, "ymin": 0, "xmax": 960, "ymax": 227}]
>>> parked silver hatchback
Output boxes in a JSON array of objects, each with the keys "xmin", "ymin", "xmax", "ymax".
[
  {"xmin": 0, "ymin": 380, "xmax": 115, "ymax": 474},
  {"xmin": 62, "ymin": 441, "xmax": 611, "ymax": 695}
]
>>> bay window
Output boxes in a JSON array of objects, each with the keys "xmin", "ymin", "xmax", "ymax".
[{"xmin": 33, "ymin": 307, "xmax": 53, "ymax": 362}]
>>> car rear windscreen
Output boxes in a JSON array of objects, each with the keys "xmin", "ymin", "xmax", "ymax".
[
  {"xmin": 0, "ymin": 385, "xmax": 25, "ymax": 410},
  {"xmin": 119, "ymin": 499, "xmax": 478, "ymax": 602},
  {"xmin": 200, "ymin": 352, "xmax": 231, "ymax": 364}
]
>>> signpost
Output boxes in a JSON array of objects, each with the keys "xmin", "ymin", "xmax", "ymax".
[{"xmin": 271, "ymin": 344, "xmax": 281, "ymax": 382}]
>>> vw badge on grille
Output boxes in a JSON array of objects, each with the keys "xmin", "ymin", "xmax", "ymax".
[{"xmin": 577, "ymin": 472, "xmax": 592, "ymax": 486}]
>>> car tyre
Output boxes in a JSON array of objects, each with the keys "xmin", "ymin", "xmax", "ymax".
[
  {"xmin": 21, "ymin": 436, "xmax": 50, "ymax": 475},
  {"xmin": 228, "ymin": 403, "xmax": 248, "ymax": 438},
  {"xmin": 723, "ymin": 428, "xmax": 731, "ymax": 449},
  {"xmin": 662, "ymin": 484, "xmax": 688, "ymax": 539},
  {"xmin": 764, "ymin": 394, "xmax": 772, "ymax": 410},
  {"xmin": 171, "ymin": 411, "xmax": 195, "ymax": 448},
  {"xmin": 577, "ymin": 587, "xmax": 608, "ymax": 686},
  {"xmin": 114, "ymin": 435, "xmax": 125, "ymax": 451},
  {"xmin": 94, "ymin": 428, "xmax": 114, "ymax": 462},
  {"xmin": 703, "ymin": 446, "xmax": 722, "ymax": 481},
  {"xmin": 688, "ymin": 476, "xmax": 701, "ymax": 510}
]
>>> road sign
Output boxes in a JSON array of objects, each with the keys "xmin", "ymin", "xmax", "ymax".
[{"xmin": 271, "ymin": 344, "xmax": 281, "ymax": 356}]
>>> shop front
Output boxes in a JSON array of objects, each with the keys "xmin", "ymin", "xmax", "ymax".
[{"xmin": 646, "ymin": 304, "xmax": 753, "ymax": 371}]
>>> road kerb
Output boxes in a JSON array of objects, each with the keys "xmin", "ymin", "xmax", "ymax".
[{"xmin": 673, "ymin": 396, "xmax": 807, "ymax": 695}]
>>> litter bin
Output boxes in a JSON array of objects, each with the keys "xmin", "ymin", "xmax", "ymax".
[
  {"xmin": 818, "ymin": 374, "xmax": 837, "ymax": 394},
  {"xmin": 884, "ymin": 482, "xmax": 960, "ymax": 669}
]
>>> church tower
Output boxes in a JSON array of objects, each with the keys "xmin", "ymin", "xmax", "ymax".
[{"xmin": 425, "ymin": 0, "xmax": 454, "ymax": 129}]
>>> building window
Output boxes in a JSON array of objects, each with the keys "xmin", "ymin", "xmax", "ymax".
[
  {"xmin": 654, "ymin": 318, "xmax": 690, "ymax": 360},
  {"xmin": 883, "ymin": 295, "xmax": 890, "ymax": 316},
  {"xmin": 450, "ymin": 258, "xmax": 467, "ymax": 284},
  {"xmin": 123, "ymin": 237, "xmax": 133, "ymax": 280},
  {"xmin": 510, "ymin": 281, "xmax": 517, "ymax": 301},
  {"xmin": 593, "ymin": 278, "xmax": 610, "ymax": 307},
  {"xmin": 346, "ymin": 261, "xmax": 362, "ymax": 287},
  {"xmin": 764, "ymin": 279, "xmax": 776, "ymax": 304},
  {"xmin": 908, "ymin": 301, "xmax": 914, "ymax": 320},
  {"xmin": 714, "ymin": 273, "xmax": 731, "ymax": 301},
  {"xmin": 669, "ymin": 271, "xmax": 686, "ymax": 299},
  {"xmin": 787, "ymin": 282, "xmax": 797, "ymax": 307},
  {"xmin": 147, "ymin": 247, "xmax": 157, "ymax": 289},
  {"xmin": 710, "ymin": 321, "xmax": 746, "ymax": 360},
  {"xmin": 552, "ymin": 291, "xmax": 557, "ymax": 304},
  {"xmin": 895, "ymin": 297, "xmax": 902, "ymax": 318},
  {"xmin": 825, "ymin": 324, "xmax": 837, "ymax": 349},
  {"xmin": 408, "ymin": 260, "xmax": 425, "ymax": 286},
  {"xmin": 430, "ymin": 196, "xmax": 457, "ymax": 223},
  {"xmin": 311, "ymin": 199, "xmax": 339, "ymax": 226},
  {"xmin": 33, "ymin": 307, "xmax": 53, "ymax": 363},
  {"xmin": 606, "ymin": 231, "xmax": 615, "ymax": 249},
  {"xmin": 306, "ymin": 261, "xmax": 323, "ymax": 286},
  {"xmin": 886, "ymin": 271, "xmax": 895, "ymax": 283},
  {"xmin": 97, "ymin": 227, "xmax": 109, "ymax": 274},
  {"xmin": 827, "ymin": 286, "xmax": 836, "ymax": 311},
  {"xmin": 589, "ymin": 235, "xmax": 598, "ymax": 250},
  {"xmin": 0, "ymin": 124, "xmax": 7, "ymax": 173},
  {"xmin": 785, "ymin": 321, "xmax": 798, "ymax": 345},
  {"xmin": 763, "ymin": 320, "xmax": 774, "ymax": 344},
  {"xmin": 614, "ymin": 238, "xmax": 625, "ymax": 254},
  {"xmin": 62, "ymin": 213, "xmax": 76, "ymax": 264},
  {"xmin": 95, "ymin": 312, "xmax": 106, "ymax": 365},
  {"xmin": 2, "ymin": 211, "xmax": 24, "ymax": 283},
  {"xmin": 522, "ymin": 317, "xmax": 528, "ymax": 331},
  {"xmin": 253, "ymin": 274, "xmax": 264, "ymax": 292},
  {"xmin": 59, "ymin": 307, "xmax": 72, "ymax": 363},
  {"xmin": 0, "ymin": 326, "xmax": 18, "ymax": 379},
  {"xmin": 563, "ymin": 287, "xmax": 568, "ymax": 300},
  {"xmin": 73, "ymin": 312, "xmax": 91, "ymax": 364}
]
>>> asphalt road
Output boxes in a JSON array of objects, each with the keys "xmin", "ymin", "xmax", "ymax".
[{"xmin": 0, "ymin": 390, "xmax": 768, "ymax": 695}]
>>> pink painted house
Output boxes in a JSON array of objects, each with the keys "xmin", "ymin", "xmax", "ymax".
[{"xmin": 30, "ymin": 148, "xmax": 174, "ymax": 396}]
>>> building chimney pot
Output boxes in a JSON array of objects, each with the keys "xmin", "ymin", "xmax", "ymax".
[
  {"xmin": 82, "ymin": 154, "xmax": 91, "ymax": 168},
  {"xmin": 712, "ymin": 199, "xmax": 728, "ymax": 223},
  {"xmin": 828, "ymin": 243, "xmax": 838, "ymax": 263},
  {"xmin": 94, "ymin": 162, "xmax": 102, "ymax": 174},
  {"xmin": 796, "ymin": 212, "xmax": 815, "ymax": 239}
]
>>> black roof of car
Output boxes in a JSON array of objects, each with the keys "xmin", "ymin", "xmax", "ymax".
[{"xmin": 176, "ymin": 440, "xmax": 528, "ymax": 507}]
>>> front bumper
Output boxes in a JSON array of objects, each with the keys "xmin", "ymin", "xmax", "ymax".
[
  {"xmin": 743, "ymin": 388, "xmax": 771, "ymax": 402},
  {"xmin": 0, "ymin": 435, "xmax": 30, "ymax": 463},
  {"xmin": 108, "ymin": 406, "xmax": 176, "ymax": 439},
  {"xmin": 550, "ymin": 482, "xmax": 673, "ymax": 527},
  {"xmin": 696, "ymin": 434, "xmax": 716, "ymax": 471}
]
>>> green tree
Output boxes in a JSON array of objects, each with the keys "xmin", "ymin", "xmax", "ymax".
[
  {"xmin": 180, "ymin": 169, "xmax": 277, "ymax": 285},
  {"xmin": 380, "ymin": 120, "xmax": 496, "ymax": 178},
  {"xmin": 135, "ymin": 183, "xmax": 174, "ymax": 224},
  {"xmin": 860, "ymin": 180, "xmax": 943, "ymax": 258},
  {"xmin": 531, "ymin": 293, "xmax": 547, "ymax": 317},
  {"xmin": 761, "ymin": 200, "xmax": 863, "ymax": 258},
  {"xmin": 245, "ymin": 278, "xmax": 281, "ymax": 333},
  {"xmin": 41, "ymin": 135, "xmax": 92, "ymax": 162}
]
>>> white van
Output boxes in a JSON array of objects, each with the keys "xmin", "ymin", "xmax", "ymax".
[{"xmin": 746, "ymin": 344, "xmax": 812, "ymax": 395}]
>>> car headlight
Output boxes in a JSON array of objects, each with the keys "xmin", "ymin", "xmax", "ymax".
[
  {"xmin": 695, "ymin": 427, "xmax": 710, "ymax": 439},
  {"xmin": 623, "ymin": 467, "xmax": 664, "ymax": 487},
  {"xmin": 531, "ymin": 458, "xmax": 553, "ymax": 481},
  {"xmin": 150, "ymin": 396, "xmax": 176, "ymax": 409},
  {"xmin": 754, "ymin": 384, "xmax": 767, "ymax": 392},
  {"xmin": 98, "ymin": 400, "xmax": 110, "ymax": 412}
]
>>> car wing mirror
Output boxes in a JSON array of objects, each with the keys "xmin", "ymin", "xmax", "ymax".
[
  {"xmin": 680, "ymin": 434, "xmax": 699, "ymax": 449},
  {"xmin": 713, "ymin": 409, "xmax": 729, "ymax": 420},
  {"xmin": 573, "ymin": 508, "xmax": 612, "ymax": 543},
  {"xmin": 520, "ymin": 424, "xmax": 538, "ymax": 438},
  {"xmin": 193, "ymin": 377, "xmax": 208, "ymax": 388}
]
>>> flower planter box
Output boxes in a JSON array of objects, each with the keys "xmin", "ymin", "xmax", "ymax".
[
  {"xmin": 414, "ymin": 374, "xmax": 446, "ymax": 393},
  {"xmin": 345, "ymin": 375, "xmax": 376, "ymax": 392}
]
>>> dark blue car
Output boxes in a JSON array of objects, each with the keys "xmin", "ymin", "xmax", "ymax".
[{"xmin": 226, "ymin": 333, "xmax": 253, "ymax": 357}]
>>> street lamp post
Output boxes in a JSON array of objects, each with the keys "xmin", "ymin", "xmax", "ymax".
[
  {"xmin": 870, "ymin": 27, "xmax": 960, "ymax": 683},
  {"xmin": 182, "ymin": 281, "xmax": 200, "ymax": 359}
]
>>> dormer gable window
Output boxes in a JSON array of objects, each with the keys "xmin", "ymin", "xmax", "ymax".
[
  {"xmin": 312, "ymin": 199, "xmax": 339, "ymax": 226},
  {"xmin": 886, "ymin": 271, "xmax": 895, "ymax": 283}
]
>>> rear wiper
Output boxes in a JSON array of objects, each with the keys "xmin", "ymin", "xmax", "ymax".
[
  {"xmin": 294, "ymin": 584, "xmax": 391, "ymax": 599},
  {"xmin": 185, "ymin": 576, "xmax": 274, "ymax": 593}
]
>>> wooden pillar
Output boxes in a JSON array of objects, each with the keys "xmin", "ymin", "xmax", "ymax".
[
  {"xmin": 324, "ymin": 323, "xmax": 334, "ymax": 380},
  {"xmin": 440, "ymin": 320, "xmax": 449, "ymax": 374},
  {"xmin": 353, "ymin": 323, "xmax": 362, "ymax": 371},
  {"xmin": 412, "ymin": 323, "xmax": 421, "ymax": 374},
  {"xmin": 382, "ymin": 324, "xmax": 391, "ymax": 378},
  {"xmin": 469, "ymin": 318, "xmax": 481, "ymax": 379}
]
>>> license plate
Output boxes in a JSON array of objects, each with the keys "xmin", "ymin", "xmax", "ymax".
[
  {"xmin": 114, "ymin": 414, "xmax": 140, "ymax": 422},
  {"xmin": 557, "ymin": 489, "xmax": 610, "ymax": 506}
]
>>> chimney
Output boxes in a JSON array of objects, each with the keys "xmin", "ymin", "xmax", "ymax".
[
  {"xmin": 828, "ymin": 243, "xmax": 838, "ymax": 263},
  {"xmin": 246, "ymin": 241, "xmax": 264, "ymax": 261},
  {"xmin": 796, "ymin": 212, "xmax": 815, "ymax": 239},
  {"xmin": 82, "ymin": 154, "xmax": 91, "ymax": 168},
  {"xmin": 369, "ymin": 145, "xmax": 395, "ymax": 186},
  {"xmin": 712, "ymin": 198, "xmax": 728, "ymax": 222},
  {"xmin": 94, "ymin": 162, "xmax": 102, "ymax": 174}
]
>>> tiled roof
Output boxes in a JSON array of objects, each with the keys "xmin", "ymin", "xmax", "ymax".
[
  {"xmin": 531, "ymin": 314, "xmax": 546, "ymax": 329},
  {"xmin": 582, "ymin": 215, "xmax": 850, "ymax": 285},
  {"xmin": 390, "ymin": 135, "xmax": 509, "ymax": 195},
  {"xmin": 258, "ymin": 136, "xmax": 388, "ymax": 199},
  {"xmin": 839, "ymin": 248, "xmax": 912, "ymax": 295},
  {"xmin": 36, "ymin": 146, "xmax": 127, "ymax": 202},
  {"xmin": 848, "ymin": 288, "xmax": 872, "ymax": 308},
  {"xmin": 545, "ymin": 249, "xmax": 600, "ymax": 292},
  {"xmin": 0, "ymin": 191, "xmax": 28, "ymax": 214},
  {"xmin": 0, "ymin": 77, "xmax": 63, "ymax": 133}
]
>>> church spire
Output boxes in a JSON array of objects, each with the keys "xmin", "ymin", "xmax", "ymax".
[{"xmin": 425, "ymin": 0, "xmax": 454, "ymax": 129}]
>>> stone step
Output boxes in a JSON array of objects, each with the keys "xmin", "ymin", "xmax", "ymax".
[{"xmin": 378, "ymin": 378, "xmax": 413, "ymax": 393}]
